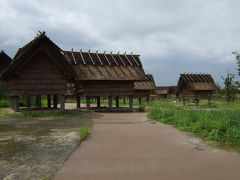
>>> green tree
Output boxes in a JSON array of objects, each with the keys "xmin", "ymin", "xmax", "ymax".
[
  {"xmin": 232, "ymin": 51, "xmax": 240, "ymax": 76},
  {"xmin": 221, "ymin": 72, "xmax": 237, "ymax": 103}
]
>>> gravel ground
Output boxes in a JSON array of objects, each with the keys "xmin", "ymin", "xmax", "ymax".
[{"xmin": 0, "ymin": 111, "xmax": 92, "ymax": 180}]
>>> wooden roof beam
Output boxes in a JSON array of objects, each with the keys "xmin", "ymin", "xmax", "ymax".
[
  {"xmin": 117, "ymin": 52, "xmax": 126, "ymax": 66},
  {"xmin": 64, "ymin": 53, "xmax": 72, "ymax": 64},
  {"xmin": 103, "ymin": 51, "xmax": 111, "ymax": 65},
  {"xmin": 110, "ymin": 51, "xmax": 118, "ymax": 66},
  {"xmin": 71, "ymin": 48, "xmax": 77, "ymax": 64},
  {"xmin": 79, "ymin": 49, "xmax": 86, "ymax": 65},
  {"xmin": 124, "ymin": 52, "xmax": 132, "ymax": 66},
  {"xmin": 96, "ymin": 50, "xmax": 103, "ymax": 66},
  {"xmin": 88, "ymin": 49, "xmax": 95, "ymax": 65},
  {"xmin": 130, "ymin": 52, "xmax": 140, "ymax": 66}
]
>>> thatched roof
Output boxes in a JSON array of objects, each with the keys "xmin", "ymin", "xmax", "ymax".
[
  {"xmin": 0, "ymin": 32, "xmax": 76, "ymax": 80},
  {"xmin": 177, "ymin": 73, "xmax": 217, "ymax": 92},
  {"xmin": 134, "ymin": 74, "xmax": 156, "ymax": 90},
  {"xmin": 0, "ymin": 51, "xmax": 12, "ymax": 72},
  {"xmin": 64, "ymin": 50, "xmax": 145, "ymax": 81}
]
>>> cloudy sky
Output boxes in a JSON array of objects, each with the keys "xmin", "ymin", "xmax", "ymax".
[{"xmin": 1, "ymin": 0, "xmax": 240, "ymax": 86}]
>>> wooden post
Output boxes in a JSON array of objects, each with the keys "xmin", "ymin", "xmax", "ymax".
[
  {"xmin": 183, "ymin": 98, "xmax": 186, "ymax": 106},
  {"xmin": 97, "ymin": 96, "xmax": 101, "ymax": 109},
  {"xmin": 208, "ymin": 98, "xmax": 211, "ymax": 108},
  {"xmin": 86, "ymin": 96, "xmax": 90, "ymax": 110},
  {"xmin": 38, "ymin": 95, "xmax": 42, "ymax": 109},
  {"xmin": 77, "ymin": 96, "xmax": 81, "ymax": 109},
  {"xmin": 116, "ymin": 96, "xmax": 119, "ymax": 108},
  {"xmin": 53, "ymin": 94, "xmax": 58, "ymax": 109},
  {"xmin": 10, "ymin": 96, "xmax": 12, "ymax": 109},
  {"xmin": 108, "ymin": 96, "xmax": 112, "ymax": 108},
  {"xmin": 146, "ymin": 97, "xmax": 150, "ymax": 104},
  {"xmin": 13, "ymin": 96, "xmax": 19, "ymax": 112},
  {"xmin": 129, "ymin": 95, "xmax": 133, "ymax": 109},
  {"xmin": 47, "ymin": 95, "xmax": 51, "ymax": 108},
  {"xmin": 138, "ymin": 97, "xmax": 142, "ymax": 105},
  {"xmin": 123, "ymin": 97, "xmax": 126, "ymax": 105},
  {"xmin": 26, "ymin": 96, "xmax": 31, "ymax": 107},
  {"xmin": 60, "ymin": 95, "xmax": 65, "ymax": 111}
]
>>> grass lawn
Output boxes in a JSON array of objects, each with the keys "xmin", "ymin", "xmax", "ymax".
[{"xmin": 148, "ymin": 99, "xmax": 240, "ymax": 148}]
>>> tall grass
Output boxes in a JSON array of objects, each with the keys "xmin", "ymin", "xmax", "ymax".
[{"xmin": 148, "ymin": 101, "xmax": 240, "ymax": 148}]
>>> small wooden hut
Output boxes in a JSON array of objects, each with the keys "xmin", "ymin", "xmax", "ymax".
[
  {"xmin": 0, "ymin": 51, "xmax": 12, "ymax": 90},
  {"xmin": 176, "ymin": 73, "xmax": 217, "ymax": 106},
  {"xmin": 63, "ymin": 50, "xmax": 146, "ymax": 109},
  {"xmin": 134, "ymin": 74, "xmax": 156, "ymax": 104},
  {"xmin": 0, "ymin": 32, "xmax": 76, "ymax": 111},
  {"xmin": 153, "ymin": 86, "xmax": 169, "ymax": 99}
]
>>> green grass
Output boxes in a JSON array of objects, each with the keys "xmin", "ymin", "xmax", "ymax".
[
  {"xmin": 148, "ymin": 100, "xmax": 240, "ymax": 148},
  {"xmin": 80, "ymin": 126, "xmax": 91, "ymax": 141}
]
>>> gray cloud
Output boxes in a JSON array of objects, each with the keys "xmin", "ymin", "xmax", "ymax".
[{"xmin": 0, "ymin": 0, "xmax": 240, "ymax": 86}]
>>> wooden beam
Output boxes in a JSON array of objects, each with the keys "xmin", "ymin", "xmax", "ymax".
[
  {"xmin": 14, "ymin": 96, "xmax": 19, "ymax": 112},
  {"xmin": 79, "ymin": 49, "xmax": 86, "ymax": 65},
  {"xmin": 103, "ymin": 51, "xmax": 111, "ymax": 65},
  {"xmin": 138, "ymin": 97, "xmax": 142, "ymax": 105},
  {"xmin": 26, "ymin": 95, "xmax": 31, "ymax": 107},
  {"xmin": 53, "ymin": 94, "xmax": 58, "ymax": 109},
  {"xmin": 86, "ymin": 96, "xmax": 91, "ymax": 110},
  {"xmin": 77, "ymin": 96, "xmax": 81, "ymax": 109},
  {"xmin": 129, "ymin": 95, "xmax": 133, "ymax": 109},
  {"xmin": 130, "ymin": 53, "xmax": 140, "ymax": 66},
  {"xmin": 88, "ymin": 49, "xmax": 95, "ymax": 65},
  {"xmin": 47, "ymin": 95, "xmax": 51, "ymax": 108},
  {"xmin": 97, "ymin": 96, "xmax": 101, "ymax": 108},
  {"xmin": 71, "ymin": 48, "xmax": 77, "ymax": 64},
  {"xmin": 64, "ymin": 53, "xmax": 72, "ymax": 64},
  {"xmin": 116, "ymin": 96, "xmax": 119, "ymax": 108},
  {"xmin": 108, "ymin": 96, "xmax": 112, "ymax": 108},
  {"xmin": 96, "ymin": 50, "xmax": 103, "ymax": 65},
  {"xmin": 117, "ymin": 52, "xmax": 126, "ymax": 66},
  {"xmin": 110, "ymin": 51, "xmax": 118, "ymax": 66},
  {"xmin": 124, "ymin": 52, "xmax": 132, "ymax": 66},
  {"xmin": 60, "ymin": 95, "xmax": 65, "ymax": 111}
]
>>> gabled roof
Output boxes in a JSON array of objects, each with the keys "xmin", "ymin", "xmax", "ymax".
[
  {"xmin": 177, "ymin": 73, "xmax": 217, "ymax": 92},
  {"xmin": 134, "ymin": 74, "xmax": 156, "ymax": 90},
  {"xmin": 64, "ymin": 50, "xmax": 145, "ymax": 81},
  {"xmin": 0, "ymin": 51, "xmax": 12, "ymax": 72},
  {"xmin": 1, "ymin": 32, "xmax": 76, "ymax": 79}
]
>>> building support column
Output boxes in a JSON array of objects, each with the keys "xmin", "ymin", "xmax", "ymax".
[
  {"xmin": 138, "ymin": 97, "xmax": 142, "ymax": 105},
  {"xmin": 26, "ymin": 96, "xmax": 31, "ymax": 107},
  {"xmin": 13, "ymin": 96, "xmax": 19, "ymax": 112},
  {"xmin": 208, "ymin": 98, "xmax": 211, "ymax": 108},
  {"xmin": 108, "ymin": 96, "xmax": 112, "ymax": 109},
  {"xmin": 77, "ymin": 96, "xmax": 81, "ymax": 109},
  {"xmin": 116, "ymin": 96, "xmax": 119, "ymax": 108},
  {"xmin": 53, "ymin": 94, "xmax": 58, "ymax": 109},
  {"xmin": 60, "ymin": 95, "xmax": 65, "ymax": 111},
  {"xmin": 97, "ymin": 97, "xmax": 101, "ymax": 109},
  {"xmin": 146, "ymin": 97, "xmax": 150, "ymax": 104},
  {"xmin": 123, "ymin": 97, "xmax": 126, "ymax": 105},
  {"xmin": 47, "ymin": 95, "xmax": 51, "ymax": 108},
  {"xmin": 183, "ymin": 98, "xmax": 186, "ymax": 106},
  {"xmin": 86, "ymin": 96, "xmax": 91, "ymax": 110},
  {"xmin": 129, "ymin": 95, "xmax": 133, "ymax": 109}
]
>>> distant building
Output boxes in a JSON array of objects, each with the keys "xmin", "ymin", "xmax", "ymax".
[
  {"xmin": 176, "ymin": 73, "xmax": 217, "ymax": 106},
  {"xmin": 153, "ymin": 86, "xmax": 177, "ymax": 99}
]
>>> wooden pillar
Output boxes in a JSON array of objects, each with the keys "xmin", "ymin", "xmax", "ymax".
[
  {"xmin": 194, "ymin": 99, "xmax": 199, "ymax": 106},
  {"xmin": 60, "ymin": 95, "xmax": 65, "ymax": 111},
  {"xmin": 26, "ymin": 96, "xmax": 31, "ymax": 107},
  {"xmin": 37, "ymin": 95, "xmax": 42, "ymax": 109},
  {"xmin": 13, "ymin": 96, "xmax": 19, "ymax": 112},
  {"xmin": 97, "ymin": 97, "xmax": 101, "ymax": 109},
  {"xmin": 138, "ymin": 97, "xmax": 142, "ymax": 105},
  {"xmin": 116, "ymin": 96, "xmax": 119, "ymax": 108},
  {"xmin": 77, "ymin": 96, "xmax": 81, "ymax": 109},
  {"xmin": 86, "ymin": 96, "xmax": 91, "ymax": 110},
  {"xmin": 53, "ymin": 94, "xmax": 58, "ymax": 109},
  {"xmin": 183, "ymin": 98, "xmax": 186, "ymax": 106},
  {"xmin": 208, "ymin": 98, "xmax": 211, "ymax": 108},
  {"xmin": 146, "ymin": 97, "xmax": 150, "ymax": 104},
  {"xmin": 47, "ymin": 95, "xmax": 51, "ymax": 108},
  {"xmin": 123, "ymin": 97, "xmax": 126, "ymax": 105},
  {"xmin": 108, "ymin": 96, "xmax": 112, "ymax": 108},
  {"xmin": 129, "ymin": 95, "xmax": 133, "ymax": 109},
  {"xmin": 10, "ymin": 96, "xmax": 12, "ymax": 109}
]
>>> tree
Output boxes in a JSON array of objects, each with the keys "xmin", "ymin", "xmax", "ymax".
[
  {"xmin": 221, "ymin": 72, "xmax": 237, "ymax": 103},
  {"xmin": 232, "ymin": 51, "xmax": 240, "ymax": 76}
]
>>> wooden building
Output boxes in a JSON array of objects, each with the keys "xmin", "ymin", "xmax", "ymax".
[
  {"xmin": 0, "ymin": 51, "xmax": 12, "ymax": 90},
  {"xmin": 134, "ymin": 74, "xmax": 156, "ymax": 104},
  {"xmin": 176, "ymin": 73, "xmax": 217, "ymax": 106},
  {"xmin": 63, "ymin": 49, "xmax": 146, "ymax": 109},
  {"xmin": 153, "ymin": 86, "xmax": 169, "ymax": 99},
  {"xmin": 0, "ymin": 32, "xmax": 76, "ymax": 111}
]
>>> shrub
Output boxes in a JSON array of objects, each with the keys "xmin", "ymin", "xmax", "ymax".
[{"xmin": 80, "ymin": 126, "xmax": 91, "ymax": 141}]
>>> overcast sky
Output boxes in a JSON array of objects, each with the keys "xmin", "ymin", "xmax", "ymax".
[{"xmin": 1, "ymin": 0, "xmax": 240, "ymax": 86}]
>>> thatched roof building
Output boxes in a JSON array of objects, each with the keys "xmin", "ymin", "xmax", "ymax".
[
  {"xmin": 0, "ymin": 51, "xmax": 12, "ymax": 90},
  {"xmin": 176, "ymin": 73, "xmax": 217, "ymax": 105}
]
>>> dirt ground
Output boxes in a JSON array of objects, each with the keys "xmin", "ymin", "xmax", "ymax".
[
  {"xmin": 0, "ymin": 111, "xmax": 92, "ymax": 180},
  {"xmin": 54, "ymin": 112, "xmax": 240, "ymax": 180}
]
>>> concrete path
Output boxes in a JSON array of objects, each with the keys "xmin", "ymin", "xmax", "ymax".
[{"xmin": 54, "ymin": 113, "xmax": 240, "ymax": 180}]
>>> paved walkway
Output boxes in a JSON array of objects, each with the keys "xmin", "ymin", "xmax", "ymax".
[{"xmin": 54, "ymin": 113, "xmax": 240, "ymax": 180}]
